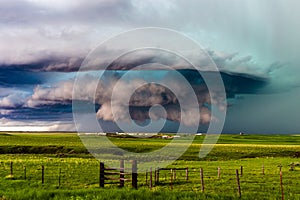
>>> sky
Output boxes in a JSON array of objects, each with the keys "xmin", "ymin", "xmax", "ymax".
[{"xmin": 1, "ymin": 0, "xmax": 300, "ymax": 133}]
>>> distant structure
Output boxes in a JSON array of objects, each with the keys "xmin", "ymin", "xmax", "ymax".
[{"xmin": 240, "ymin": 132, "xmax": 245, "ymax": 136}]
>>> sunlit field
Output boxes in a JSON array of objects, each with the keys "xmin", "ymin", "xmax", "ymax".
[{"xmin": 0, "ymin": 133, "xmax": 300, "ymax": 199}]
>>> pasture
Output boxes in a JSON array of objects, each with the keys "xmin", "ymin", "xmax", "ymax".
[{"xmin": 0, "ymin": 133, "xmax": 300, "ymax": 199}]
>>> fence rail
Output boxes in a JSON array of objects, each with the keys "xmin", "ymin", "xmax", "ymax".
[{"xmin": 99, "ymin": 160, "xmax": 137, "ymax": 189}]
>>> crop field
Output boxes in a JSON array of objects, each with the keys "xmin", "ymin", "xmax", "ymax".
[{"xmin": 0, "ymin": 133, "xmax": 300, "ymax": 199}]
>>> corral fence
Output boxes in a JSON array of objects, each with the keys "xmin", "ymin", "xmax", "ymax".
[{"xmin": 99, "ymin": 160, "xmax": 138, "ymax": 189}]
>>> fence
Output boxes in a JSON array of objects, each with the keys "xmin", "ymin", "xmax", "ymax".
[
  {"xmin": 99, "ymin": 160, "xmax": 138, "ymax": 189},
  {"xmin": 142, "ymin": 164, "xmax": 300, "ymax": 199},
  {"xmin": 2, "ymin": 160, "xmax": 138, "ymax": 189},
  {"xmin": 1, "ymin": 160, "xmax": 300, "ymax": 199}
]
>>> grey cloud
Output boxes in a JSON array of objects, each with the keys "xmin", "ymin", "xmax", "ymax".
[
  {"xmin": 23, "ymin": 73, "xmax": 216, "ymax": 127},
  {"xmin": 1, "ymin": 0, "xmax": 297, "ymax": 81},
  {"xmin": 0, "ymin": 0, "xmax": 44, "ymax": 25},
  {"xmin": 0, "ymin": 0, "xmax": 133, "ymax": 26},
  {"xmin": 0, "ymin": 0, "xmax": 133, "ymax": 67},
  {"xmin": 1, "ymin": 0, "xmax": 300, "ymax": 133},
  {"xmin": 24, "ymin": 68, "xmax": 266, "ymax": 127},
  {"xmin": 0, "ymin": 47, "xmax": 277, "ymax": 79}
]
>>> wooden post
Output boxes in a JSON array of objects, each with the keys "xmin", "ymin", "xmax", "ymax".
[
  {"xmin": 218, "ymin": 166, "xmax": 221, "ymax": 179},
  {"xmin": 200, "ymin": 168, "xmax": 204, "ymax": 192},
  {"xmin": 146, "ymin": 170, "xmax": 148, "ymax": 185},
  {"xmin": 280, "ymin": 171, "xmax": 284, "ymax": 200},
  {"xmin": 120, "ymin": 160, "xmax": 125, "ymax": 188},
  {"xmin": 99, "ymin": 162, "xmax": 105, "ymax": 187},
  {"xmin": 262, "ymin": 164, "xmax": 265, "ymax": 175},
  {"xmin": 170, "ymin": 169, "xmax": 173, "ymax": 190},
  {"xmin": 58, "ymin": 168, "xmax": 61, "ymax": 187},
  {"xmin": 240, "ymin": 166, "xmax": 243, "ymax": 176},
  {"xmin": 132, "ymin": 160, "xmax": 138, "ymax": 189},
  {"xmin": 41, "ymin": 165, "xmax": 44, "ymax": 184},
  {"xmin": 236, "ymin": 169, "xmax": 241, "ymax": 198},
  {"xmin": 279, "ymin": 164, "xmax": 282, "ymax": 172},
  {"xmin": 150, "ymin": 167, "xmax": 153, "ymax": 189},
  {"xmin": 24, "ymin": 166, "xmax": 26, "ymax": 180},
  {"xmin": 156, "ymin": 168, "xmax": 160, "ymax": 184},
  {"xmin": 154, "ymin": 169, "xmax": 157, "ymax": 185},
  {"xmin": 186, "ymin": 167, "xmax": 189, "ymax": 181},
  {"xmin": 10, "ymin": 161, "xmax": 13, "ymax": 177}
]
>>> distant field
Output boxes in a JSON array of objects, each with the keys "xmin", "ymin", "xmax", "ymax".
[
  {"xmin": 0, "ymin": 132, "xmax": 300, "ymax": 199},
  {"xmin": 0, "ymin": 132, "xmax": 82, "ymax": 147},
  {"xmin": 1, "ymin": 132, "xmax": 300, "ymax": 160}
]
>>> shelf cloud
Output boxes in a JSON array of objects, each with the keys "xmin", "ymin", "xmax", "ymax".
[{"xmin": 1, "ymin": 0, "xmax": 300, "ymax": 133}]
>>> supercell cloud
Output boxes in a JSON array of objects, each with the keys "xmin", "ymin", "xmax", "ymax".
[{"xmin": 0, "ymin": 0, "xmax": 300, "ymax": 133}]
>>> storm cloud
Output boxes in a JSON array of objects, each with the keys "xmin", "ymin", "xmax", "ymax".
[
  {"xmin": 1, "ymin": 0, "xmax": 300, "ymax": 133},
  {"xmin": 15, "ymin": 67, "xmax": 267, "ymax": 130}
]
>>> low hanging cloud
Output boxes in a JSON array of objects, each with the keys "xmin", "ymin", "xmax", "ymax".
[
  {"xmin": 27, "ymin": 78, "xmax": 215, "ymax": 126},
  {"xmin": 21, "ymin": 67, "xmax": 267, "ymax": 127},
  {"xmin": 0, "ymin": 44, "xmax": 271, "ymax": 129}
]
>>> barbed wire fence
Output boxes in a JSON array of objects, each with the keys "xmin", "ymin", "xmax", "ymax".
[{"xmin": 1, "ymin": 159, "xmax": 300, "ymax": 198}]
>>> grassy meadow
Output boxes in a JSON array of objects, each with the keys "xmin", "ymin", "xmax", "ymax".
[{"xmin": 0, "ymin": 132, "xmax": 300, "ymax": 199}]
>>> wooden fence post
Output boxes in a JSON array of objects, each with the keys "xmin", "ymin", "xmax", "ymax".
[
  {"xmin": 150, "ymin": 167, "xmax": 152, "ymax": 189},
  {"xmin": 280, "ymin": 171, "xmax": 284, "ymax": 200},
  {"xmin": 279, "ymin": 164, "xmax": 282, "ymax": 172},
  {"xmin": 236, "ymin": 169, "xmax": 241, "ymax": 198},
  {"xmin": 186, "ymin": 167, "xmax": 189, "ymax": 181},
  {"xmin": 99, "ymin": 162, "xmax": 105, "ymax": 187},
  {"xmin": 120, "ymin": 160, "xmax": 125, "ymax": 188},
  {"xmin": 218, "ymin": 166, "xmax": 221, "ymax": 179},
  {"xmin": 154, "ymin": 169, "xmax": 157, "ymax": 185},
  {"xmin": 156, "ymin": 168, "xmax": 160, "ymax": 184},
  {"xmin": 170, "ymin": 169, "xmax": 173, "ymax": 190},
  {"xmin": 132, "ymin": 160, "xmax": 138, "ymax": 189},
  {"xmin": 200, "ymin": 168, "xmax": 204, "ymax": 192},
  {"xmin": 146, "ymin": 170, "xmax": 148, "ymax": 185},
  {"xmin": 41, "ymin": 165, "xmax": 44, "ymax": 184},
  {"xmin": 262, "ymin": 164, "xmax": 265, "ymax": 175}
]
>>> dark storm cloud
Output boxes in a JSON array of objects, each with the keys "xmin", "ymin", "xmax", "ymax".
[
  {"xmin": 0, "ymin": 69, "xmax": 45, "ymax": 86},
  {"xmin": 20, "ymin": 68, "xmax": 268, "ymax": 127},
  {"xmin": 1, "ymin": 0, "xmax": 300, "ymax": 132},
  {"xmin": 0, "ymin": 47, "xmax": 278, "ymax": 77},
  {"xmin": 0, "ymin": 102, "xmax": 73, "ymax": 121},
  {"xmin": 0, "ymin": 41, "xmax": 270, "ymax": 127}
]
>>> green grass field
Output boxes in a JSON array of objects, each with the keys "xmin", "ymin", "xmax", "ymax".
[{"xmin": 0, "ymin": 132, "xmax": 300, "ymax": 200}]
